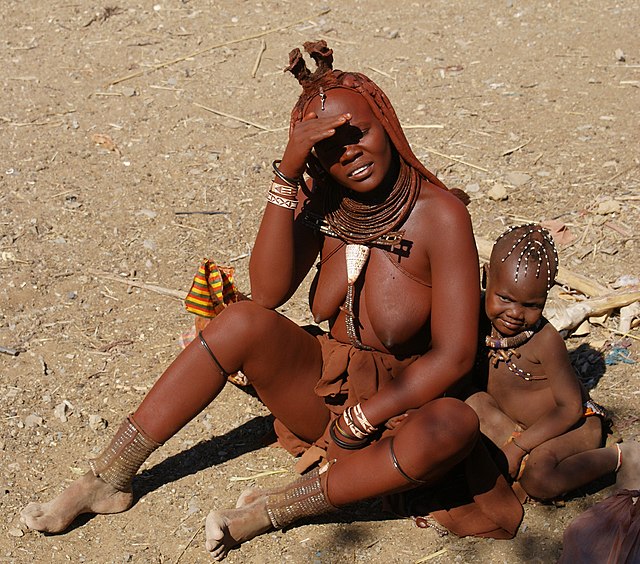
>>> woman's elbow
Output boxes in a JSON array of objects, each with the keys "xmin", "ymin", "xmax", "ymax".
[
  {"xmin": 450, "ymin": 345, "xmax": 477, "ymax": 378},
  {"xmin": 249, "ymin": 287, "xmax": 282, "ymax": 310}
]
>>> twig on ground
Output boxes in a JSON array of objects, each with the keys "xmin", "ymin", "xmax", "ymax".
[
  {"xmin": 404, "ymin": 124, "xmax": 445, "ymax": 130},
  {"xmin": 608, "ymin": 328, "xmax": 640, "ymax": 342},
  {"xmin": 91, "ymin": 271, "xmax": 185, "ymax": 300},
  {"xmin": 251, "ymin": 39, "xmax": 267, "ymax": 78},
  {"xmin": 173, "ymin": 524, "xmax": 203, "ymax": 564},
  {"xmin": 500, "ymin": 138, "xmax": 533, "ymax": 157},
  {"xmin": 415, "ymin": 548, "xmax": 448, "ymax": 562},
  {"xmin": 608, "ymin": 164, "xmax": 638, "ymax": 183},
  {"xmin": 230, "ymin": 469, "xmax": 288, "ymax": 482},
  {"xmin": 420, "ymin": 146, "xmax": 489, "ymax": 172},
  {"xmin": 193, "ymin": 102, "xmax": 273, "ymax": 131},
  {"xmin": 367, "ymin": 66, "xmax": 395, "ymax": 80},
  {"xmin": 171, "ymin": 221, "xmax": 208, "ymax": 234},
  {"xmin": 174, "ymin": 211, "xmax": 230, "ymax": 215},
  {"xmin": 108, "ymin": 9, "xmax": 331, "ymax": 86},
  {"xmin": 0, "ymin": 345, "xmax": 20, "ymax": 356}
]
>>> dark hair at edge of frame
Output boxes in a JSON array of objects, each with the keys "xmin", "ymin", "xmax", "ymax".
[
  {"xmin": 284, "ymin": 40, "xmax": 470, "ymax": 206},
  {"xmin": 493, "ymin": 223, "xmax": 559, "ymax": 289}
]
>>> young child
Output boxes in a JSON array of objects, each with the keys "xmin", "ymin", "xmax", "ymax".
[{"xmin": 466, "ymin": 224, "xmax": 639, "ymax": 501}]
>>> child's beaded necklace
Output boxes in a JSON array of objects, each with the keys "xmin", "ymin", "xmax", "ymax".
[{"xmin": 485, "ymin": 321, "xmax": 547, "ymax": 381}]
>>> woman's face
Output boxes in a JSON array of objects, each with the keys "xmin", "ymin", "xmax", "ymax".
[{"xmin": 308, "ymin": 89, "xmax": 395, "ymax": 194}]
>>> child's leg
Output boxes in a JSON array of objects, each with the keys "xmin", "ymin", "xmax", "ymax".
[
  {"xmin": 20, "ymin": 301, "xmax": 328, "ymax": 533},
  {"xmin": 616, "ymin": 441, "xmax": 640, "ymax": 491},
  {"xmin": 466, "ymin": 391, "xmax": 519, "ymax": 446},
  {"xmin": 518, "ymin": 416, "xmax": 611, "ymax": 500},
  {"xmin": 205, "ymin": 398, "xmax": 480, "ymax": 559}
]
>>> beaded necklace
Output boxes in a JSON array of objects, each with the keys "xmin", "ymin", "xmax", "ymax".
[
  {"xmin": 323, "ymin": 158, "xmax": 419, "ymax": 245},
  {"xmin": 486, "ymin": 322, "xmax": 547, "ymax": 381}
]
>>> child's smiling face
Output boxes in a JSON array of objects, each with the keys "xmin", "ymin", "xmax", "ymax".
[{"xmin": 485, "ymin": 258, "xmax": 548, "ymax": 337}]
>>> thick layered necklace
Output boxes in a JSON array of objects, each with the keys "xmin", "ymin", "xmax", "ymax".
[
  {"xmin": 304, "ymin": 158, "xmax": 420, "ymax": 349},
  {"xmin": 485, "ymin": 322, "xmax": 547, "ymax": 381},
  {"xmin": 322, "ymin": 158, "xmax": 419, "ymax": 245}
]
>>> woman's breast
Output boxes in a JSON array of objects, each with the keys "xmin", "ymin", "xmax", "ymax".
[{"xmin": 310, "ymin": 245, "xmax": 433, "ymax": 353}]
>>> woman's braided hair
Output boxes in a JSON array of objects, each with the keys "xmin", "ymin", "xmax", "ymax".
[{"xmin": 285, "ymin": 40, "xmax": 469, "ymax": 207}]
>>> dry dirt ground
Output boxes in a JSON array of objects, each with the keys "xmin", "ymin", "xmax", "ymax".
[{"xmin": 1, "ymin": 1, "xmax": 639, "ymax": 562}]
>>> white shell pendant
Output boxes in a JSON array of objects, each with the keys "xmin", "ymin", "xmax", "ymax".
[{"xmin": 345, "ymin": 244, "xmax": 370, "ymax": 284}]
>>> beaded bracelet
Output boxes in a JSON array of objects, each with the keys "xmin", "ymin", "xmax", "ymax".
[
  {"xmin": 352, "ymin": 403, "xmax": 377, "ymax": 435},
  {"xmin": 269, "ymin": 180, "xmax": 298, "ymax": 198},
  {"xmin": 272, "ymin": 159, "xmax": 303, "ymax": 188},
  {"xmin": 266, "ymin": 191, "xmax": 297, "ymax": 210},
  {"xmin": 342, "ymin": 407, "xmax": 368, "ymax": 440}
]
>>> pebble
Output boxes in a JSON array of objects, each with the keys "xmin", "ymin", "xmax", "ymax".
[
  {"xmin": 137, "ymin": 209, "xmax": 157, "ymax": 219},
  {"xmin": 24, "ymin": 414, "xmax": 43, "ymax": 428},
  {"xmin": 612, "ymin": 275, "xmax": 640, "ymax": 288},
  {"xmin": 8, "ymin": 527, "xmax": 24, "ymax": 537},
  {"xmin": 488, "ymin": 184, "xmax": 508, "ymax": 201},
  {"xmin": 596, "ymin": 199, "xmax": 621, "ymax": 215},
  {"xmin": 89, "ymin": 414, "xmax": 107, "ymax": 431},
  {"xmin": 504, "ymin": 171, "xmax": 531, "ymax": 186},
  {"xmin": 54, "ymin": 402, "xmax": 69, "ymax": 422}
]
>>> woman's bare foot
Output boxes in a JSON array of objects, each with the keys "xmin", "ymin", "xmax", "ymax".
[
  {"xmin": 615, "ymin": 441, "xmax": 640, "ymax": 491},
  {"xmin": 235, "ymin": 487, "xmax": 261, "ymax": 508},
  {"xmin": 205, "ymin": 497, "xmax": 273, "ymax": 561},
  {"xmin": 20, "ymin": 471, "xmax": 133, "ymax": 533}
]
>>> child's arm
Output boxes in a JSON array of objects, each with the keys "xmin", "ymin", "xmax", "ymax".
[{"xmin": 504, "ymin": 324, "xmax": 584, "ymax": 467}]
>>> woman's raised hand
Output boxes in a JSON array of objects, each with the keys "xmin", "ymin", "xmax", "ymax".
[{"xmin": 278, "ymin": 111, "xmax": 352, "ymax": 179}]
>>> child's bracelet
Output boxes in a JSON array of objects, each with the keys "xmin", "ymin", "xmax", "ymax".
[
  {"xmin": 272, "ymin": 159, "xmax": 303, "ymax": 187},
  {"xmin": 511, "ymin": 437, "xmax": 531, "ymax": 454}
]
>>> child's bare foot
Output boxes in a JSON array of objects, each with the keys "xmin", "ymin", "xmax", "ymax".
[
  {"xmin": 616, "ymin": 441, "xmax": 640, "ymax": 491},
  {"xmin": 205, "ymin": 497, "xmax": 273, "ymax": 561},
  {"xmin": 20, "ymin": 471, "xmax": 132, "ymax": 533}
]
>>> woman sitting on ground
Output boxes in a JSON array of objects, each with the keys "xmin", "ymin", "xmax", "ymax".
[{"xmin": 22, "ymin": 41, "xmax": 496, "ymax": 559}]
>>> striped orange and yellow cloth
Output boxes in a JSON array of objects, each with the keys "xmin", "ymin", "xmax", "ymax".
[{"xmin": 184, "ymin": 258, "xmax": 244, "ymax": 319}]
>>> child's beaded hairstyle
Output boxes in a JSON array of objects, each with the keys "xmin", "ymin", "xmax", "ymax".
[
  {"xmin": 492, "ymin": 224, "xmax": 559, "ymax": 290},
  {"xmin": 284, "ymin": 40, "xmax": 469, "ymax": 206}
]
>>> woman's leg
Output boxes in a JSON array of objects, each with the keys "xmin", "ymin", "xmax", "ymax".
[
  {"xmin": 21, "ymin": 301, "xmax": 328, "ymax": 533},
  {"xmin": 205, "ymin": 398, "xmax": 479, "ymax": 560},
  {"xmin": 134, "ymin": 300, "xmax": 329, "ymax": 444},
  {"xmin": 518, "ymin": 416, "xmax": 611, "ymax": 500}
]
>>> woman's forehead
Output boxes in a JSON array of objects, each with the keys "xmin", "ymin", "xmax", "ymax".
[{"xmin": 307, "ymin": 88, "xmax": 374, "ymax": 120}]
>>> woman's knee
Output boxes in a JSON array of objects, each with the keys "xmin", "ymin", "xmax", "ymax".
[
  {"xmin": 407, "ymin": 398, "xmax": 479, "ymax": 448},
  {"xmin": 202, "ymin": 300, "xmax": 276, "ymax": 345}
]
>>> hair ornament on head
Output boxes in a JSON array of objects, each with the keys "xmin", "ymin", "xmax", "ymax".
[
  {"xmin": 496, "ymin": 223, "xmax": 559, "ymax": 290},
  {"xmin": 318, "ymin": 87, "xmax": 326, "ymax": 111}
]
